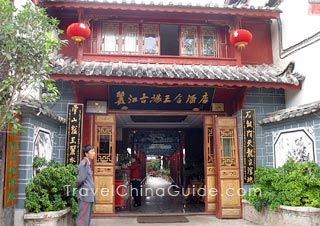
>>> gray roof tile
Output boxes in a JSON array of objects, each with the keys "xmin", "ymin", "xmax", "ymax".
[
  {"xmin": 260, "ymin": 100, "xmax": 320, "ymax": 125},
  {"xmin": 42, "ymin": 0, "xmax": 280, "ymax": 12},
  {"xmin": 50, "ymin": 56, "xmax": 304, "ymax": 86}
]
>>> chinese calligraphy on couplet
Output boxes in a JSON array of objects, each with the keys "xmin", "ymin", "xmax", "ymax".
[
  {"xmin": 242, "ymin": 109, "xmax": 256, "ymax": 184},
  {"xmin": 65, "ymin": 104, "xmax": 83, "ymax": 165},
  {"xmin": 4, "ymin": 116, "xmax": 21, "ymax": 207}
]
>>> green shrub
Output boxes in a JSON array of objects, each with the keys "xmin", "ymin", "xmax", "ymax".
[
  {"xmin": 25, "ymin": 160, "xmax": 78, "ymax": 217},
  {"xmin": 243, "ymin": 159, "xmax": 320, "ymax": 211}
]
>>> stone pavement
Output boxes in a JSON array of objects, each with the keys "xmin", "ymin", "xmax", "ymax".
[{"xmin": 92, "ymin": 215, "xmax": 261, "ymax": 226}]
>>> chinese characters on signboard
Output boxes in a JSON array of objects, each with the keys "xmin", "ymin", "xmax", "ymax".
[
  {"xmin": 4, "ymin": 118, "xmax": 20, "ymax": 207},
  {"xmin": 242, "ymin": 109, "xmax": 256, "ymax": 184},
  {"xmin": 109, "ymin": 85, "xmax": 214, "ymax": 111},
  {"xmin": 65, "ymin": 104, "xmax": 83, "ymax": 165}
]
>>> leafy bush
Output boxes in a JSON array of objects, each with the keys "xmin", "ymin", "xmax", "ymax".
[
  {"xmin": 243, "ymin": 159, "xmax": 320, "ymax": 211},
  {"xmin": 25, "ymin": 160, "xmax": 78, "ymax": 217}
]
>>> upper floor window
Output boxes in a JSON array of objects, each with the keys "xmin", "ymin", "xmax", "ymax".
[
  {"xmin": 142, "ymin": 24, "xmax": 159, "ymax": 54},
  {"xmin": 201, "ymin": 26, "xmax": 217, "ymax": 57},
  {"xmin": 102, "ymin": 23, "xmax": 119, "ymax": 53},
  {"xmin": 99, "ymin": 22, "xmax": 225, "ymax": 58},
  {"xmin": 181, "ymin": 26, "xmax": 198, "ymax": 56},
  {"xmin": 122, "ymin": 23, "xmax": 139, "ymax": 54}
]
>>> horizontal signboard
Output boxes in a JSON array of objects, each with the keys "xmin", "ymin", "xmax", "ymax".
[{"xmin": 109, "ymin": 85, "xmax": 214, "ymax": 111}]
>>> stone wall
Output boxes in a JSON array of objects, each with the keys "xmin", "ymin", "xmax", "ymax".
[
  {"xmin": 24, "ymin": 208, "xmax": 75, "ymax": 226},
  {"xmin": 243, "ymin": 200, "xmax": 320, "ymax": 226}
]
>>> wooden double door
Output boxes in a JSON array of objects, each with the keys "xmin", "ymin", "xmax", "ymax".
[{"xmin": 92, "ymin": 114, "xmax": 241, "ymax": 218}]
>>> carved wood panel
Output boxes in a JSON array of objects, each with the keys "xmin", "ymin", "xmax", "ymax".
[
  {"xmin": 204, "ymin": 115, "xmax": 216, "ymax": 213},
  {"xmin": 215, "ymin": 116, "xmax": 242, "ymax": 219},
  {"xmin": 93, "ymin": 114, "xmax": 116, "ymax": 214}
]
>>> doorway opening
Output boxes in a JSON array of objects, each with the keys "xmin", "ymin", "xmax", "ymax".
[{"xmin": 115, "ymin": 115, "xmax": 205, "ymax": 215}]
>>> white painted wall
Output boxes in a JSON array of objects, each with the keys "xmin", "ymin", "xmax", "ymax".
[
  {"xmin": 272, "ymin": 0, "xmax": 320, "ymax": 107},
  {"xmin": 14, "ymin": 0, "xmax": 32, "ymax": 9}
]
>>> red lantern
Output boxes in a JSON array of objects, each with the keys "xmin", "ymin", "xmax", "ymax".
[
  {"xmin": 229, "ymin": 29, "xmax": 252, "ymax": 48},
  {"xmin": 66, "ymin": 22, "xmax": 91, "ymax": 42}
]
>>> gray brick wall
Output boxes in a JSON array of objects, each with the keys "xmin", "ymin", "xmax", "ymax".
[
  {"xmin": 49, "ymin": 80, "xmax": 75, "ymax": 118},
  {"xmin": 238, "ymin": 87, "xmax": 320, "ymax": 174},
  {"xmin": 16, "ymin": 112, "xmax": 63, "ymax": 209},
  {"xmin": 15, "ymin": 80, "xmax": 74, "ymax": 209},
  {"xmin": 237, "ymin": 87, "xmax": 286, "ymax": 168}
]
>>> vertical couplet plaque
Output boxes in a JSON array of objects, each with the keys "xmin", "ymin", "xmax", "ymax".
[
  {"xmin": 65, "ymin": 103, "xmax": 83, "ymax": 165},
  {"xmin": 242, "ymin": 109, "xmax": 256, "ymax": 184}
]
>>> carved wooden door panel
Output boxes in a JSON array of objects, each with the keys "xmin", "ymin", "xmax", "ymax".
[
  {"xmin": 214, "ymin": 116, "xmax": 242, "ymax": 218},
  {"xmin": 204, "ymin": 115, "xmax": 216, "ymax": 213},
  {"xmin": 93, "ymin": 115, "xmax": 116, "ymax": 214}
]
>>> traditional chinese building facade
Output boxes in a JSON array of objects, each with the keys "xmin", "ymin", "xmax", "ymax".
[{"xmin": 3, "ymin": 1, "xmax": 320, "ymax": 226}]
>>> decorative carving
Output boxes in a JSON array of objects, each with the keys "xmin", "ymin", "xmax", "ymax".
[
  {"xmin": 207, "ymin": 127, "xmax": 215, "ymax": 164},
  {"xmin": 207, "ymin": 203, "xmax": 216, "ymax": 211},
  {"xmin": 220, "ymin": 170, "xmax": 238, "ymax": 178},
  {"xmin": 94, "ymin": 176, "xmax": 113, "ymax": 203},
  {"xmin": 96, "ymin": 115, "xmax": 115, "ymax": 123},
  {"xmin": 221, "ymin": 180, "xmax": 241, "ymax": 207},
  {"xmin": 95, "ymin": 166, "xmax": 113, "ymax": 175},
  {"xmin": 93, "ymin": 204, "xmax": 113, "ymax": 213},
  {"xmin": 221, "ymin": 208, "xmax": 241, "ymax": 216},
  {"xmin": 206, "ymin": 167, "xmax": 215, "ymax": 175}
]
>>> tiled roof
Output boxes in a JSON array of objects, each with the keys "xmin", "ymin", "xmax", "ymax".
[
  {"xmin": 21, "ymin": 101, "xmax": 66, "ymax": 124},
  {"xmin": 41, "ymin": 0, "xmax": 281, "ymax": 12},
  {"xmin": 260, "ymin": 100, "xmax": 320, "ymax": 125},
  {"xmin": 50, "ymin": 56, "xmax": 304, "ymax": 87}
]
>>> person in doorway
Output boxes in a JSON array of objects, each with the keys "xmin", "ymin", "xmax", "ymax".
[
  {"xmin": 76, "ymin": 145, "xmax": 95, "ymax": 226},
  {"xmin": 128, "ymin": 154, "xmax": 142, "ymax": 207}
]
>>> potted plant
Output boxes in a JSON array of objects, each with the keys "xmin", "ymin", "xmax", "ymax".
[
  {"xmin": 24, "ymin": 157, "xmax": 78, "ymax": 226},
  {"xmin": 242, "ymin": 159, "xmax": 320, "ymax": 226}
]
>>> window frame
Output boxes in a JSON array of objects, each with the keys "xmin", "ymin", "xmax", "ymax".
[{"xmin": 100, "ymin": 21, "xmax": 226, "ymax": 58}]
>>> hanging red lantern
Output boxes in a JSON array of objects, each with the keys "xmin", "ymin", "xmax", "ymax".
[
  {"xmin": 66, "ymin": 22, "xmax": 91, "ymax": 42},
  {"xmin": 229, "ymin": 29, "xmax": 252, "ymax": 48}
]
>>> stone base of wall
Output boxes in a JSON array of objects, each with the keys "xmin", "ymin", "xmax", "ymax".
[
  {"xmin": 242, "ymin": 200, "xmax": 320, "ymax": 226},
  {"xmin": 24, "ymin": 207, "xmax": 75, "ymax": 226}
]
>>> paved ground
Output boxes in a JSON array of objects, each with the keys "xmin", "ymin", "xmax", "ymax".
[
  {"xmin": 91, "ymin": 176, "xmax": 261, "ymax": 226},
  {"xmin": 92, "ymin": 215, "xmax": 261, "ymax": 226}
]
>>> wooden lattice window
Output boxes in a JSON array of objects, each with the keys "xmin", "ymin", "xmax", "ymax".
[
  {"xmin": 220, "ymin": 129, "xmax": 236, "ymax": 166},
  {"xmin": 142, "ymin": 24, "xmax": 159, "ymax": 55},
  {"xmin": 96, "ymin": 125, "xmax": 113, "ymax": 164},
  {"xmin": 180, "ymin": 26, "xmax": 198, "ymax": 56},
  {"xmin": 200, "ymin": 26, "xmax": 217, "ymax": 57},
  {"xmin": 122, "ymin": 23, "xmax": 139, "ymax": 54},
  {"xmin": 101, "ymin": 23, "xmax": 119, "ymax": 53}
]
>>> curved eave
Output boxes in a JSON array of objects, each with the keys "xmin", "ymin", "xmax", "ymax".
[
  {"xmin": 51, "ymin": 74, "xmax": 301, "ymax": 90},
  {"xmin": 43, "ymin": 2, "xmax": 281, "ymax": 18}
]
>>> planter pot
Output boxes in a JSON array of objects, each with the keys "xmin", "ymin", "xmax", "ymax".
[
  {"xmin": 242, "ymin": 200, "xmax": 320, "ymax": 226},
  {"xmin": 24, "ymin": 207, "xmax": 75, "ymax": 226}
]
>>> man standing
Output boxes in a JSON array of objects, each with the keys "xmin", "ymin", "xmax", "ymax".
[{"xmin": 76, "ymin": 145, "xmax": 95, "ymax": 226}]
